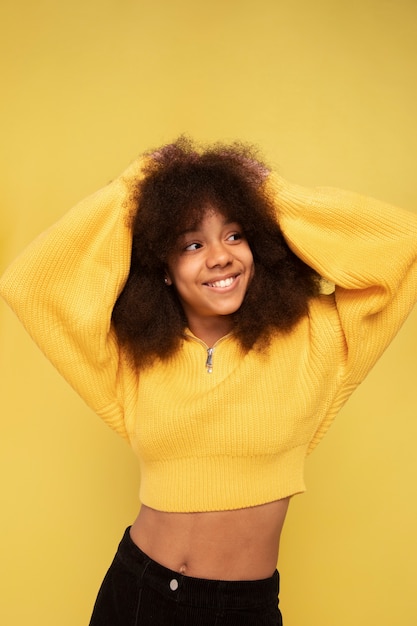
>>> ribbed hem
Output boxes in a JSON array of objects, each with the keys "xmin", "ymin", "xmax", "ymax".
[{"xmin": 139, "ymin": 444, "xmax": 307, "ymax": 512}]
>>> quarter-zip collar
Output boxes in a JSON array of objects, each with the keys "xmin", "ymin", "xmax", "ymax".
[{"xmin": 183, "ymin": 330, "xmax": 233, "ymax": 373}]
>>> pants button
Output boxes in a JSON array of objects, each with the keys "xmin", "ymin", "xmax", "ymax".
[{"xmin": 169, "ymin": 578, "xmax": 179, "ymax": 591}]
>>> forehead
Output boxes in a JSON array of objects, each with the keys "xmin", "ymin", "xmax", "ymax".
[
  {"xmin": 183, "ymin": 208, "xmax": 234, "ymax": 231},
  {"xmin": 178, "ymin": 204, "xmax": 239, "ymax": 234}
]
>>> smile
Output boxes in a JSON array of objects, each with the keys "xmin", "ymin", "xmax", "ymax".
[{"xmin": 206, "ymin": 276, "xmax": 237, "ymax": 288}]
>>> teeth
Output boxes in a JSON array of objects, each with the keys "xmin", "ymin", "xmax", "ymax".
[{"xmin": 209, "ymin": 277, "xmax": 235, "ymax": 288}]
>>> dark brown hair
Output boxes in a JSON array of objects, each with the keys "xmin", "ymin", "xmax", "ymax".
[{"xmin": 112, "ymin": 137, "xmax": 320, "ymax": 369}]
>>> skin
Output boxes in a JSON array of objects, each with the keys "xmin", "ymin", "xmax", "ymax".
[
  {"xmin": 130, "ymin": 500, "xmax": 290, "ymax": 581},
  {"xmin": 130, "ymin": 208, "xmax": 290, "ymax": 581},
  {"xmin": 165, "ymin": 207, "xmax": 255, "ymax": 345}
]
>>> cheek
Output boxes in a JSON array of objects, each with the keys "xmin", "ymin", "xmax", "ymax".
[{"xmin": 166, "ymin": 259, "xmax": 195, "ymax": 291}]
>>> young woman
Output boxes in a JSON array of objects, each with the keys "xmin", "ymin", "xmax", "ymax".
[{"xmin": 1, "ymin": 138, "xmax": 416, "ymax": 625}]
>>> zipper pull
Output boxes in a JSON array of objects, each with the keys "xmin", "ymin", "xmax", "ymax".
[{"xmin": 206, "ymin": 347, "xmax": 214, "ymax": 373}]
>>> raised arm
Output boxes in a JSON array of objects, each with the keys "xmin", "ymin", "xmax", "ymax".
[
  {"xmin": 269, "ymin": 173, "xmax": 417, "ymax": 384},
  {"xmin": 0, "ymin": 156, "xmax": 147, "ymax": 439}
]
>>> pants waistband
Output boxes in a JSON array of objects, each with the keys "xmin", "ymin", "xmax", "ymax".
[{"xmin": 115, "ymin": 527, "xmax": 280, "ymax": 610}]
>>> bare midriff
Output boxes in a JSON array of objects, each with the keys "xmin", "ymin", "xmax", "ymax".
[{"xmin": 129, "ymin": 497, "xmax": 290, "ymax": 581}]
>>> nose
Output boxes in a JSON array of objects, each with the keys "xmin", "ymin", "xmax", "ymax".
[{"xmin": 206, "ymin": 241, "xmax": 232, "ymax": 268}]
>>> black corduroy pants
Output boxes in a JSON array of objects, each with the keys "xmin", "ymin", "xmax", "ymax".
[{"xmin": 89, "ymin": 527, "xmax": 283, "ymax": 626}]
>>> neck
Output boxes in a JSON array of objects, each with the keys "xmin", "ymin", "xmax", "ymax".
[{"xmin": 187, "ymin": 316, "xmax": 233, "ymax": 347}]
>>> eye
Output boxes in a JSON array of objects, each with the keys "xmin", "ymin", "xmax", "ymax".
[
  {"xmin": 184, "ymin": 241, "xmax": 202, "ymax": 251},
  {"xmin": 227, "ymin": 232, "xmax": 244, "ymax": 242}
]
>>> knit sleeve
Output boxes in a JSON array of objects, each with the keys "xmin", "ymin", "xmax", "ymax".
[
  {"xmin": 0, "ymin": 156, "xmax": 147, "ymax": 439},
  {"xmin": 268, "ymin": 173, "xmax": 417, "ymax": 384}
]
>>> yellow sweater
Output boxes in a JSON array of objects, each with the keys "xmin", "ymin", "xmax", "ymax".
[{"xmin": 1, "ymin": 157, "xmax": 417, "ymax": 512}]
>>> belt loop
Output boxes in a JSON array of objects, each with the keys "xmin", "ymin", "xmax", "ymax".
[{"xmin": 139, "ymin": 556, "xmax": 151, "ymax": 583}]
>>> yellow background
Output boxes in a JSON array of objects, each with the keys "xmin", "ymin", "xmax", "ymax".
[{"xmin": 1, "ymin": 1, "xmax": 416, "ymax": 624}]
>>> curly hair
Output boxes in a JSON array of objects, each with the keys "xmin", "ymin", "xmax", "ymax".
[{"xmin": 112, "ymin": 137, "xmax": 320, "ymax": 369}]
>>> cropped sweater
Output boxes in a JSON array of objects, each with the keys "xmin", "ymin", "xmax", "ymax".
[{"xmin": 1, "ymin": 156, "xmax": 417, "ymax": 512}]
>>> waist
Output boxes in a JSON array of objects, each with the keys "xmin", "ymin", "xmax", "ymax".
[
  {"xmin": 130, "ymin": 499, "xmax": 289, "ymax": 581},
  {"xmin": 116, "ymin": 527, "xmax": 280, "ymax": 609}
]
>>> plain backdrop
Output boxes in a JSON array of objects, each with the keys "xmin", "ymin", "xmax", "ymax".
[{"xmin": 1, "ymin": 1, "xmax": 416, "ymax": 624}]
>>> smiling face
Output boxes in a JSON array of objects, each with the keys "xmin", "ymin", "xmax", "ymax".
[{"xmin": 165, "ymin": 208, "xmax": 254, "ymax": 343}]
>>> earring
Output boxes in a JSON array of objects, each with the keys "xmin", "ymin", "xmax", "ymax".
[{"xmin": 164, "ymin": 277, "xmax": 169, "ymax": 285}]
